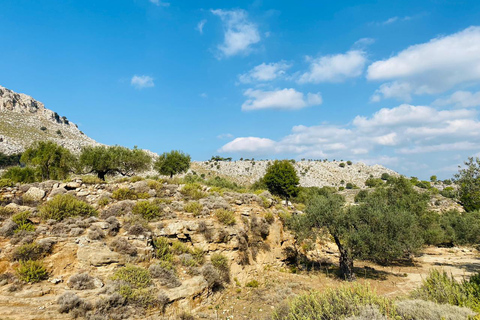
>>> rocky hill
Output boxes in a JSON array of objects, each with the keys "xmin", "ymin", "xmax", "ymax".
[
  {"xmin": 192, "ymin": 160, "xmax": 398, "ymax": 188},
  {"xmin": 0, "ymin": 85, "xmax": 100, "ymax": 155}
]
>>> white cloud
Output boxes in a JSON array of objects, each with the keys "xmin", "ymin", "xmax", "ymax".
[
  {"xmin": 149, "ymin": 0, "xmax": 170, "ymax": 7},
  {"xmin": 238, "ymin": 61, "xmax": 291, "ymax": 83},
  {"xmin": 382, "ymin": 17, "xmax": 399, "ymax": 25},
  {"xmin": 217, "ymin": 133, "xmax": 234, "ymax": 139},
  {"xmin": 368, "ymin": 26, "xmax": 480, "ymax": 101},
  {"xmin": 433, "ymin": 90, "xmax": 480, "ymax": 108},
  {"xmin": 130, "ymin": 75, "xmax": 154, "ymax": 89},
  {"xmin": 241, "ymin": 88, "xmax": 322, "ymax": 111},
  {"xmin": 219, "ymin": 104, "xmax": 480, "ymax": 170},
  {"xmin": 353, "ymin": 38, "xmax": 375, "ymax": 49},
  {"xmin": 197, "ymin": 19, "xmax": 207, "ymax": 34},
  {"xmin": 211, "ymin": 9, "xmax": 260, "ymax": 57},
  {"xmin": 299, "ymin": 50, "xmax": 367, "ymax": 83}
]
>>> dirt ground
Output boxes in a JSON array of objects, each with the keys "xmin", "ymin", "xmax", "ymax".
[{"xmin": 202, "ymin": 246, "xmax": 480, "ymax": 320}]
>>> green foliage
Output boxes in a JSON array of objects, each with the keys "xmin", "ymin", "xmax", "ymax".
[
  {"xmin": 347, "ymin": 160, "xmax": 352, "ymax": 165},
  {"xmin": 180, "ymin": 183, "xmax": 206, "ymax": 200},
  {"xmin": 345, "ymin": 182, "xmax": 355, "ymax": 189},
  {"xmin": 12, "ymin": 211, "xmax": 35, "ymax": 232},
  {"xmin": 184, "ymin": 201, "xmax": 203, "ymax": 216},
  {"xmin": 205, "ymin": 176, "xmax": 242, "ymax": 191},
  {"xmin": 365, "ymin": 178, "xmax": 384, "ymax": 188},
  {"xmin": 339, "ymin": 162, "xmax": 346, "ymax": 168},
  {"xmin": 132, "ymin": 201, "xmax": 162, "ymax": 221},
  {"xmin": 412, "ymin": 269, "xmax": 480, "ymax": 312},
  {"xmin": 154, "ymin": 150, "xmax": 191, "ymax": 178},
  {"xmin": 112, "ymin": 188, "xmax": 138, "ymax": 200},
  {"xmin": 111, "ymin": 265, "xmax": 152, "ymax": 288},
  {"xmin": 455, "ymin": 157, "xmax": 480, "ymax": 211},
  {"xmin": 80, "ymin": 175, "xmax": 104, "ymax": 185},
  {"xmin": 354, "ymin": 190, "xmax": 369, "ymax": 203},
  {"xmin": 245, "ymin": 280, "xmax": 259, "ymax": 288},
  {"xmin": 39, "ymin": 194, "xmax": 97, "ymax": 221},
  {"xmin": 153, "ymin": 237, "xmax": 173, "ymax": 261},
  {"xmin": 16, "ymin": 260, "xmax": 48, "ymax": 283},
  {"xmin": 0, "ymin": 178, "xmax": 14, "ymax": 188},
  {"xmin": 263, "ymin": 160, "xmax": 300, "ymax": 203},
  {"xmin": 381, "ymin": 173, "xmax": 390, "ymax": 180},
  {"xmin": 250, "ymin": 178, "xmax": 267, "ymax": 191},
  {"xmin": 294, "ymin": 186, "xmax": 336, "ymax": 204},
  {"xmin": 430, "ymin": 175, "xmax": 437, "ymax": 182},
  {"xmin": 215, "ymin": 209, "xmax": 236, "ymax": 226},
  {"xmin": 0, "ymin": 152, "xmax": 21, "ymax": 168},
  {"xmin": 12, "ymin": 243, "xmax": 46, "ymax": 261},
  {"xmin": 272, "ymin": 284, "xmax": 396, "ymax": 320},
  {"xmin": 440, "ymin": 186, "xmax": 456, "ymax": 199},
  {"xmin": 2, "ymin": 166, "xmax": 38, "ymax": 183},
  {"xmin": 79, "ymin": 145, "xmax": 151, "ymax": 181},
  {"xmin": 211, "ymin": 253, "xmax": 229, "ymax": 274},
  {"xmin": 21, "ymin": 141, "xmax": 75, "ymax": 180}
]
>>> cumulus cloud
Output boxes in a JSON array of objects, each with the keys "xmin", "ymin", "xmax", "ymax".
[
  {"xmin": 299, "ymin": 50, "xmax": 367, "ymax": 83},
  {"xmin": 219, "ymin": 104, "xmax": 480, "ymax": 172},
  {"xmin": 238, "ymin": 61, "xmax": 291, "ymax": 83},
  {"xmin": 211, "ymin": 9, "xmax": 260, "ymax": 57},
  {"xmin": 433, "ymin": 90, "xmax": 480, "ymax": 108},
  {"xmin": 149, "ymin": 0, "xmax": 170, "ymax": 7},
  {"xmin": 368, "ymin": 26, "xmax": 480, "ymax": 101},
  {"xmin": 131, "ymin": 75, "xmax": 154, "ymax": 89},
  {"xmin": 241, "ymin": 88, "xmax": 322, "ymax": 111},
  {"xmin": 197, "ymin": 19, "xmax": 207, "ymax": 34}
]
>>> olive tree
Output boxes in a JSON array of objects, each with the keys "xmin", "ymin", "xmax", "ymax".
[
  {"xmin": 80, "ymin": 145, "xmax": 151, "ymax": 180},
  {"xmin": 21, "ymin": 141, "xmax": 76, "ymax": 180},
  {"xmin": 291, "ymin": 177, "xmax": 426, "ymax": 281},
  {"xmin": 154, "ymin": 150, "xmax": 191, "ymax": 178},
  {"xmin": 454, "ymin": 157, "xmax": 480, "ymax": 212},
  {"xmin": 263, "ymin": 160, "xmax": 299, "ymax": 205}
]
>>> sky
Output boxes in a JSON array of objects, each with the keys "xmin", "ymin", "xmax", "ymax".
[{"xmin": 2, "ymin": 0, "xmax": 480, "ymax": 179}]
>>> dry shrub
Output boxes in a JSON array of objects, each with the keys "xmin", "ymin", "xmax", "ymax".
[
  {"xmin": 215, "ymin": 209, "xmax": 236, "ymax": 226},
  {"xmin": 57, "ymin": 292, "xmax": 93, "ymax": 317},
  {"xmin": 101, "ymin": 200, "xmax": 135, "ymax": 218},
  {"xmin": 87, "ymin": 226, "xmax": 105, "ymax": 240},
  {"xmin": 202, "ymin": 263, "xmax": 224, "ymax": 292},
  {"xmin": 251, "ymin": 216, "xmax": 270, "ymax": 239},
  {"xmin": 395, "ymin": 299, "xmax": 475, "ymax": 320},
  {"xmin": 11, "ymin": 241, "xmax": 52, "ymax": 261},
  {"xmin": 109, "ymin": 237, "xmax": 137, "ymax": 256},
  {"xmin": 67, "ymin": 272, "xmax": 96, "ymax": 290},
  {"xmin": 148, "ymin": 264, "xmax": 181, "ymax": 288},
  {"xmin": 105, "ymin": 216, "xmax": 121, "ymax": 236}
]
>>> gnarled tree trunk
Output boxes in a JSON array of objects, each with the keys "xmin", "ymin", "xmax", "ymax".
[{"xmin": 333, "ymin": 234, "xmax": 355, "ymax": 281}]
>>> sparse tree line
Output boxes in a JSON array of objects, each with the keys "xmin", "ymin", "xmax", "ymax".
[{"xmin": 0, "ymin": 141, "xmax": 191, "ymax": 183}]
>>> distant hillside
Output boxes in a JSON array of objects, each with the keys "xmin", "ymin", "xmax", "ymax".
[
  {"xmin": 192, "ymin": 160, "xmax": 398, "ymax": 188},
  {"xmin": 0, "ymin": 85, "xmax": 100, "ymax": 155}
]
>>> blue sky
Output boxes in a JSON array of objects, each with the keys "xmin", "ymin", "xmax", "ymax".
[{"xmin": 2, "ymin": 0, "xmax": 480, "ymax": 179}]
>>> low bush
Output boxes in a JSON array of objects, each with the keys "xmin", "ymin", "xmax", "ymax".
[
  {"xmin": 12, "ymin": 242, "xmax": 49, "ymax": 261},
  {"xmin": 245, "ymin": 279, "xmax": 259, "ymax": 288},
  {"xmin": 111, "ymin": 265, "xmax": 152, "ymax": 289},
  {"xmin": 153, "ymin": 237, "xmax": 173, "ymax": 261},
  {"xmin": 215, "ymin": 209, "xmax": 236, "ymax": 226},
  {"xmin": 39, "ymin": 194, "xmax": 97, "ymax": 221},
  {"xmin": 184, "ymin": 201, "xmax": 203, "ymax": 216},
  {"xmin": 264, "ymin": 211, "xmax": 275, "ymax": 224},
  {"xmin": 81, "ymin": 175, "xmax": 104, "ymax": 185},
  {"xmin": 112, "ymin": 188, "xmax": 138, "ymax": 200},
  {"xmin": 109, "ymin": 237, "xmax": 137, "ymax": 256},
  {"xmin": 11, "ymin": 211, "xmax": 35, "ymax": 232},
  {"xmin": 67, "ymin": 273, "xmax": 95, "ymax": 290},
  {"xmin": 1, "ymin": 166, "xmax": 38, "ymax": 183},
  {"xmin": 395, "ymin": 299, "xmax": 475, "ymax": 320},
  {"xmin": 87, "ymin": 225, "xmax": 105, "ymax": 240},
  {"xmin": 0, "ymin": 178, "xmax": 14, "ymax": 188},
  {"xmin": 132, "ymin": 200, "xmax": 162, "ymax": 221},
  {"xmin": 16, "ymin": 260, "xmax": 48, "ymax": 283},
  {"xmin": 365, "ymin": 178, "xmax": 384, "ymax": 188},
  {"xmin": 211, "ymin": 253, "xmax": 230, "ymax": 282},
  {"xmin": 180, "ymin": 183, "xmax": 206, "ymax": 200},
  {"xmin": 57, "ymin": 292, "xmax": 93, "ymax": 316},
  {"xmin": 148, "ymin": 264, "xmax": 181, "ymax": 288},
  {"xmin": 111, "ymin": 265, "xmax": 157, "ymax": 308},
  {"xmin": 202, "ymin": 263, "xmax": 224, "ymax": 291}
]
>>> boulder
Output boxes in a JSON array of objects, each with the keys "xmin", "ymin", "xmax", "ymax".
[
  {"xmin": 166, "ymin": 276, "xmax": 208, "ymax": 301},
  {"xmin": 77, "ymin": 243, "xmax": 122, "ymax": 266},
  {"xmin": 24, "ymin": 187, "xmax": 45, "ymax": 201}
]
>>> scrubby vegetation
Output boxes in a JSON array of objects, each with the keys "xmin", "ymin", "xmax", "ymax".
[{"xmin": 39, "ymin": 194, "xmax": 97, "ymax": 220}]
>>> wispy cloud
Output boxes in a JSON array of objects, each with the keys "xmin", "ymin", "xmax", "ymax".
[
  {"xmin": 131, "ymin": 75, "xmax": 155, "ymax": 89},
  {"xmin": 211, "ymin": 9, "xmax": 261, "ymax": 57},
  {"xmin": 238, "ymin": 61, "xmax": 291, "ymax": 83},
  {"xmin": 433, "ymin": 91, "xmax": 480, "ymax": 108},
  {"xmin": 197, "ymin": 19, "xmax": 207, "ymax": 34},
  {"xmin": 242, "ymin": 88, "xmax": 322, "ymax": 111},
  {"xmin": 149, "ymin": 0, "xmax": 170, "ymax": 7}
]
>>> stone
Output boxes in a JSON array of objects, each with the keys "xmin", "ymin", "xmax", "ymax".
[
  {"xmin": 77, "ymin": 243, "xmax": 122, "ymax": 266},
  {"xmin": 49, "ymin": 187, "xmax": 67, "ymax": 198},
  {"xmin": 166, "ymin": 276, "xmax": 208, "ymax": 301},
  {"xmin": 66, "ymin": 182, "xmax": 81, "ymax": 189},
  {"xmin": 24, "ymin": 187, "xmax": 45, "ymax": 201}
]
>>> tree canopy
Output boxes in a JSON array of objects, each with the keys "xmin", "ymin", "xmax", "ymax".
[
  {"xmin": 154, "ymin": 150, "xmax": 191, "ymax": 178},
  {"xmin": 263, "ymin": 160, "xmax": 299, "ymax": 204},
  {"xmin": 79, "ymin": 145, "xmax": 151, "ymax": 180},
  {"xmin": 21, "ymin": 141, "xmax": 75, "ymax": 180},
  {"xmin": 455, "ymin": 157, "xmax": 480, "ymax": 212}
]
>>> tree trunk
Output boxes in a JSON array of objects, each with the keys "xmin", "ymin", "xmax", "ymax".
[
  {"xmin": 98, "ymin": 171, "xmax": 106, "ymax": 181},
  {"xmin": 333, "ymin": 234, "xmax": 355, "ymax": 281},
  {"xmin": 170, "ymin": 173, "xmax": 173, "ymax": 178}
]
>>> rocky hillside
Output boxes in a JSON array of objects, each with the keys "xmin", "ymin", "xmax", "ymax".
[
  {"xmin": 0, "ymin": 85, "xmax": 99, "ymax": 155},
  {"xmin": 192, "ymin": 160, "xmax": 398, "ymax": 188}
]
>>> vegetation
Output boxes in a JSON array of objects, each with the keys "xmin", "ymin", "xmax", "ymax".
[
  {"xmin": 263, "ymin": 160, "xmax": 300, "ymax": 204},
  {"xmin": 132, "ymin": 200, "xmax": 162, "ymax": 221},
  {"xmin": 1, "ymin": 166, "xmax": 38, "ymax": 183},
  {"xmin": 111, "ymin": 188, "xmax": 140, "ymax": 200},
  {"xmin": 16, "ymin": 260, "xmax": 48, "ymax": 283},
  {"xmin": 21, "ymin": 141, "xmax": 75, "ymax": 180},
  {"xmin": 0, "ymin": 152, "xmax": 21, "ymax": 168},
  {"xmin": 12, "ymin": 211, "xmax": 35, "ymax": 232},
  {"xmin": 79, "ymin": 145, "xmax": 151, "ymax": 180},
  {"xmin": 455, "ymin": 157, "xmax": 480, "ymax": 211},
  {"xmin": 215, "ymin": 209, "xmax": 236, "ymax": 226},
  {"xmin": 39, "ymin": 194, "xmax": 97, "ymax": 220},
  {"xmin": 154, "ymin": 150, "xmax": 191, "ymax": 178}
]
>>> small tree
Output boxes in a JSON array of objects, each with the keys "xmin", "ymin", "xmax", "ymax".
[
  {"xmin": 454, "ymin": 157, "xmax": 480, "ymax": 212},
  {"xmin": 80, "ymin": 145, "xmax": 151, "ymax": 180},
  {"xmin": 21, "ymin": 141, "xmax": 75, "ymax": 180},
  {"xmin": 430, "ymin": 175, "xmax": 437, "ymax": 182},
  {"xmin": 263, "ymin": 160, "xmax": 299, "ymax": 205},
  {"xmin": 154, "ymin": 150, "xmax": 191, "ymax": 178}
]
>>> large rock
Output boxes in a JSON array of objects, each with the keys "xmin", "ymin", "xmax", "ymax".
[
  {"xmin": 77, "ymin": 243, "xmax": 122, "ymax": 266},
  {"xmin": 166, "ymin": 276, "xmax": 208, "ymax": 301},
  {"xmin": 24, "ymin": 187, "xmax": 45, "ymax": 201}
]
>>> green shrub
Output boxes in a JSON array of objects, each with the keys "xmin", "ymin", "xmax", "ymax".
[
  {"xmin": 441, "ymin": 186, "xmax": 456, "ymax": 199},
  {"xmin": 211, "ymin": 253, "xmax": 230, "ymax": 282},
  {"xmin": 347, "ymin": 161, "xmax": 352, "ymax": 165},
  {"xmin": 112, "ymin": 188, "xmax": 138, "ymax": 200},
  {"xmin": 354, "ymin": 190, "xmax": 369, "ymax": 203},
  {"xmin": 381, "ymin": 173, "xmax": 390, "ymax": 180},
  {"xmin": 12, "ymin": 243, "xmax": 47, "ymax": 261},
  {"xmin": 0, "ymin": 178, "xmax": 14, "ymax": 188},
  {"xmin": 339, "ymin": 163, "xmax": 346, "ymax": 168},
  {"xmin": 395, "ymin": 299, "xmax": 476, "ymax": 320},
  {"xmin": 180, "ymin": 183, "xmax": 206, "ymax": 200},
  {"xmin": 264, "ymin": 211, "xmax": 275, "ymax": 224},
  {"xmin": 346, "ymin": 182, "xmax": 355, "ymax": 189},
  {"xmin": 39, "ymin": 194, "xmax": 97, "ymax": 221},
  {"xmin": 245, "ymin": 280, "xmax": 259, "ymax": 288},
  {"xmin": 272, "ymin": 284, "xmax": 396, "ymax": 320},
  {"xmin": 111, "ymin": 265, "xmax": 152, "ymax": 288},
  {"xmin": 153, "ymin": 237, "xmax": 173, "ymax": 261},
  {"xmin": 81, "ymin": 175, "xmax": 104, "ymax": 185},
  {"xmin": 11, "ymin": 211, "xmax": 35, "ymax": 232},
  {"xmin": 365, "ymin": 178, "xmax": 383, "ymax": 188},
  {"xmin": 205, "ymin": 176, "xmax": 241, "ymax": 191},
  {"xmin": 16, "ymin": 260, "xmax": 48, "ymax": 283},
  {"xmin": 2, "ymin": 166, "xmax": 38, "ymax": 183},
  {"xmin": 215, "ymin": 209, "xmax": 236, "ymax": 226},
  {"xmin": 184, "ymin": 201, "xmax": 203, "ymax": 216},
  {"xmin": 97, "ymin": 197, "xmax": 110, "ymax": 207},
  {"xmin": 132, "ymin": 201, "xmax": 162, "ymax": 221}
]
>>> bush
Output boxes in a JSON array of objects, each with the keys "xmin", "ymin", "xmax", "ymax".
[
  {"xmin": 180, "ymin": 183, "xmax": 206, "ymax": 200},
  {"xmin": 11, "ymin": 211, "xmax": 35, "ymax": 232},
  {"xmin": 347, "ymin": 161, "xmax": 352, "ymax": 165},
  {"xmin": 211, "ymin": 253, "xmax": 230, "ymax": 282},
  {"xmin": 184, "ymin": 201, "xmax": 203, "ymax": 216},
  {"xmin": 441, "ymin": 186, "xmax": 456, "ymax": 199},
  {"xmin": 202, "ymin": 263, "xmax": 224, "ymax": 291},
  {"xmin": 57, "ymin": 292, "xmax": 92, "ymax": 316},
  {"xmin": 365, "ymin": 178, "xmax": 383, "ymax": 188},
  {"xmin": 346, "ymin": 182, "xmax": 355, "ymax": 189},
  {"xmin": 109, "ymin": 237, "xmax": 137, "ymax": 256},
  {"xmin": 112, "ymin": 188, "xmax": 138, "ymax": 200},
  {"xmin": 339, "ymin": 163, "xmax": 346, "ymax": 168},
  {"xmin": 264, "ymin": 211, "xmax": 275, "ymax": 224},
  {"xmin": 0, "ymin": 178, "xmax": 14, "ymax": 188},
  {"xmin": 245, "ymin": 279, "xmax": 259, "ymax": 288},
  {"xmin": 380, "ymin": 173, "xmax": 390, "ymax": 180},
  {"xmin": 153, "ymin": 237, "xmax": 173, "ymax": 261},
  {"xmin": 272, "ymin": 284, "xmax": 396, "ymax": 320},
  {"xmin": 39, "ymin": 194, "xmax": 97, "ymax": 221},
  {"xmin": 395, "ymin": 299, "xmax": 475, "ymax": 320},
  {"xmin": 12, "ymin": 242, "xmax": 49, "ymax": 261},
  {"xmin": 67, "ymin": 273, "xmax": 95, "ymax": 290},
  {"xmin": 148, "ymin": 264, "xmax": 181, "ymax": 288},
  {"xmin": 21, "ymin": 141, "xmax": 75, "ymax": 180},
  {"xmin": 132, "ymin": 200, "xmax": 162, "ymax": 221},
  {"xmin": 2, "ymin": 166, "xmax": 38, "ymax": 183},
  {"xmin": 111, "ymin": 265, "xmax": 152, "ymax": 288},
  {"xmin": 354, "ymin": 190, "xmax": 369, "ymax": 203},
  {"xmin": 16, "ymin": 260, "xmax": 48, "ymax": 283},
  {"xmin": 215, "ymin": 209, "xmax": 236, "ymax": 226},
  {"xmin": 205, "ymin": 176, "xmax": 241, "ymax": 191}
]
